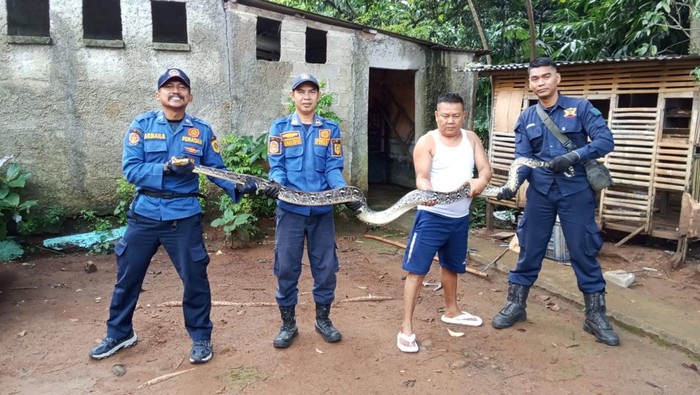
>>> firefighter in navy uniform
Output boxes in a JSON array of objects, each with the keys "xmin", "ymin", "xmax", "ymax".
[
  {"xmin": 264, "ymin": 73, "xmax": 362, "ymax": 348},
  {"xmin": 89, "ymin": 68, "xmax": 257, "ymax": 364},
  {"xmin": 493, "ymin": 57, "xmax": 619, "ymax": 346}
]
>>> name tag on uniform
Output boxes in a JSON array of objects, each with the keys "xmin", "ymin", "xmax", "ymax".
[
  {"xmin": 281, "ymin": 131, "xmax": 302, "ymax": 147},
  {"xmin": 144, "ymin": 132, "xmax": 165, "ymax": 140},
  {"xmin": 182, "ymin": 136, "xmax": 203, "ymax": 145}
]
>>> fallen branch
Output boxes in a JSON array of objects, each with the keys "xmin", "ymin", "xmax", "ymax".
[
  {"xmin": 157, "ymin": 301, "xmax": 280, "ymax": 307},
  {"xmin": 362, "ymin": 234, "xmax": 488, "ymax": 278},
  {"xmin": 336, "ymin": 295, "xmax": 395, "ymax": 303},
  {"xmin": 137, "ymin": 368, "xmax": 195, "ymax": 389}
]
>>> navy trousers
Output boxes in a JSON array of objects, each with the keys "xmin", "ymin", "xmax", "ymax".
[
  {"xmin": 106, "ymin": 212, "xmax": 212, "ymax": 341},
  {"xmin": 273, "ymin": 208, "xmax": 338, "ymax": 306},
  {"xmin": 508, "ymin": 184, "xmax": 606, "ymax": 293}
]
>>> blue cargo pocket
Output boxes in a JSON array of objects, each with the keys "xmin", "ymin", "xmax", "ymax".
[
  {"xmin": 144, "ymin": 140, "xmax": 168, "ymax": 162},
  {"xmin": 584, "ymin": 222, "xmax": 603, "ymax": 256},
  {"xmin": 114, "ymin": 239, "xmax": 127, "ymax": 256},
  {"xmin": 189, "ymin": 244, "xmax": 210, "ymax": 264},
  {"xmin": 285, "ymin": 145, "xmax": 303, "ymax": 172},
  {"xmin": 314, "ymin": 146, "xmax": 327, "ymax": 172}
]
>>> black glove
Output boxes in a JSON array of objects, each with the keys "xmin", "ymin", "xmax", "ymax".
[
  {"xmin": 496, "ymin": 188, "xmax": 516, "ymax": 201},
  {"xmin": 345, "ymin": 200, "xmax": 364, "ymax": 215},
  {"xmin": 263, "ymin": 184, "xmax": 280, "ymax": 199},
  {"xmin": 549, "ymin": 151, "xmax": 580, "ymax": 173},
  {"xmin": 236, "ymin": 178, "xmax": 258, "ymax": 195},
  {"xmin": 165, "ymin": 156, "xmax": 194, "ymax": 175}
]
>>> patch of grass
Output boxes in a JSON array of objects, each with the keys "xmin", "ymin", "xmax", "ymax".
[{"xmin": 218, "ymin": 366, "xmax": 266, "ymax": 391}]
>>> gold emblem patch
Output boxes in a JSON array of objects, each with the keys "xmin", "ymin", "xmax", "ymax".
[
  {"xmin": 331, "ymin": 138, "xmax": 342, "ymax": 157},
  {"xmin": 564, "ymin": 107, "xmax": 577, "ymax": 118},
  {"xmin": 268, "ymin": 136, "xmax": 282, "ymax": 155},
  {"xmin": 211, "ymin": 138, "xmax": 220, "ymax": 153},
  {"xmin": 319, "ymin": 129, "xmax": 331, "ymax": 139},
  {"xmin": 128, "ymin": 131, "xmax": 141, "ymax": 145},
  {"xmin": 188, "ymin": 128, "xmax": 200, "ymax": 138}
]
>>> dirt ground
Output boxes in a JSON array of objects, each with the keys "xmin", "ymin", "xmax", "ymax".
[{"xmin": 1, "ymin": 218, "xmax": 699, "ymax": 395}]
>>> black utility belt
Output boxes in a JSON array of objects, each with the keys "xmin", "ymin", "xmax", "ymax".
[{"xmin": 139, "ymin": 189, "xmax": 205, "ymax": 200}]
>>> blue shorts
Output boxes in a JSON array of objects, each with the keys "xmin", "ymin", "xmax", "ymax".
[{"xmin": 402, "ymin": 210, "xmax": 469, "ymax": 275}]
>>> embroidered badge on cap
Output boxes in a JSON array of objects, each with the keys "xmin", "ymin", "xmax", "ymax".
[
  {"xmin": 211, "ymin": 138, "xmax": 220, "ymax": 153},
  {"xmin": 188, "ymin": 128, "xmax": 200, "ymax": 138},
  {"xmin": 331, "ymin": 138, "xmax": 342, "ymax": 157},
  {"xmin": 268, "ymin": 136, "xmax": 282, "ymax": 155},
  {"xmin": 564, "ymin": 107, "xmax": 577, "ymax": 118},
  {"xmin": 128, "ymin": 129, "xmax": 141, "ymax": 146}
]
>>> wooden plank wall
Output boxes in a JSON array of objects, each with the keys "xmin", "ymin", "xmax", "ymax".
[{"xmin": 599, "ymin": 107, "xmax": 659, "ymax": 231}]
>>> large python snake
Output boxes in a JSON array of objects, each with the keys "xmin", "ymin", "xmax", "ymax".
[{"xmin": 190, "ymin": 157, "xmax": 553, "ymax": 225}]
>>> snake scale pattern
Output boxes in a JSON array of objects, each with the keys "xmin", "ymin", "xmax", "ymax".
[{"xmin": 192, "ymin": 157, "xmax": 550, "ymax": 225}]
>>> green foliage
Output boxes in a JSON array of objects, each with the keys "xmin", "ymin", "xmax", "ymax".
[
  {"xmin": 114, "ymin": 177, "xmax": 136, "ymax": 225},
  {"xmin": 692, "ymin": 67, "xmax": 700, "ymax": 81},
  {"xmin": 287, "ymin": 81, "xmax": 343, "ymax": 123},
  {"xmin": 79, "ymin": 210, "xmax": 117, "ymax": 255},
  {"xmin": 211, "ymin": 133, "xmax": 275, "ymax": 242},
  {"xmin": 470, "ymin": 197, "xmax": 487, "ymax": 228},
  {"xmin": 0, "ymin": 161, "xmax": 38, "ymax": 241},
  {"xmin": 272, "ymin": 0, "xmax": 698, "ymax": 64},
  {"xmin": 16, "ymin": 205, "xmax": 66, "ymax": 236}
]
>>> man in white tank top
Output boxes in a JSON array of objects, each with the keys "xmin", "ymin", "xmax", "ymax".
[{"xmin": 397, "ymin": 93, "xmax": 492, "ymax": 353}]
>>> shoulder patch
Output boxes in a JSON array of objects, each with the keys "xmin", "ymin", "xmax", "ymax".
[
  {"xmin": 590, "ymin": 107, "xmax": 602, "ymax": 116},
  {"xmin": 331, "ymin": 138, "xmax": 342, "ymax": 157},
  {"xmin": 268, "ymin": 136, "xmax": 282, "ymax": 156},
  {"xmin": 210, "ymin": 137, "xmax": 221, "ymax": 154},
  {"xmin": 127, "ymin": 128, "xmax": 142, "ymax": 146}
]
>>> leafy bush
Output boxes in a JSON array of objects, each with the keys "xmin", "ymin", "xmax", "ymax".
[
  {"xmin": 114, "ymin": 177, "xmax": 136, "ymax": 225},
  {"xmin": 0, "ymin": 160, "xmax": 38, "ymax": 241},
  {"xmin": 79, "ymin": 210, "xmax": 118, "ymax": 255},
  {"xmin": 17, "ymin": 205, "xmax": 66, "ymax": 236},
  {"xmin": 211, "ymin": 133, "xmax": 274, "ymax": 242}
]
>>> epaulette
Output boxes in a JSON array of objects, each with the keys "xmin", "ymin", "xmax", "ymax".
[
  {"xmin": 272, "ymin": 114, "xmax": 293, "ymax": 126},
  {"xmin": 322, "ymin": 117, "xmax": 338, "ymax": 127},
  {"xmin": 190, "ymin": 116, "xmax": 212, "ymax": 129},
  {"xmin": 134, "ymin": 111, "xmax": 157, "ymax": 122}
]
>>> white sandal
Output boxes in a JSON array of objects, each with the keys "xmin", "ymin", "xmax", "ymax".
[{"xmin": 396, "ymin": 332, "xmax": 419, "ymax": 353}]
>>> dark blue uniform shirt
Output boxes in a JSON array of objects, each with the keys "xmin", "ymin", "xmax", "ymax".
[
  {"xmin": 122, "ymin": 110, "xmax": 239, "ymax": 221},
  {"xmin": 267, "ymin": 113, "xmax": 347, "ymax": 216},
  {"xmin": 515, "ymin": 94, "xmax": 614, "ymax": 196}
]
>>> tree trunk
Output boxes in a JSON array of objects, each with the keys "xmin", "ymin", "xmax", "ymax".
[
  {"xmin": 466, "ymin": 0, "xmax": 492, "ymax": 65},
  {"xmin": 525, "ymin": 0, "xmax": 536, "ymax": 61},
  {"xmin": 690, "ymin": 8, "xmax": 700, "ymax": 54}
]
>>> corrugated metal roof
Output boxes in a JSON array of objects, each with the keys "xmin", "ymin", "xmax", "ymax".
[
  {"xmin": 229, "ymin": 0, "xmax": 489, "ymax": 55},
  {"xmin": 464, "ymin": 55, "xmax": 700, "ymax": 73}
]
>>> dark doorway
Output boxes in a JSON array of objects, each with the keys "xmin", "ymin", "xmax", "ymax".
[{"xmin": 367, "ymin": 68, "xmax": 416, "ymax": 205}]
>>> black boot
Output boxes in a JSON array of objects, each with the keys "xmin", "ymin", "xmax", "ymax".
[
  {"xmin": 315, "ymin": 303, "xmax": 342, "ymax": 343},
  {"xmin": 583, "ymin": 292, "xmax": 620, "ymax": 346},
  {"xmin": 273, "ymin": 305, "xmax": 298, "ymax": 348},
  {"xmin": 492, "ymin": 282, "xmax": 530, "ymax": 329}
]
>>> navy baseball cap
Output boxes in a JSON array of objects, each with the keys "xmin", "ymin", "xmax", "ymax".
[
  {"xmin": 291, "ymin": 73, "xmax": 319, "ymax": 90},
  {"xmin": 157, "ymin": 68, "xmax": 191, "ymax": 89}
]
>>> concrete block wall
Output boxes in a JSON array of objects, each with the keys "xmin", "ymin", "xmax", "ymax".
[{"xmin": 0, "ymin": 0, "xmax": 477, "ymax": 215}]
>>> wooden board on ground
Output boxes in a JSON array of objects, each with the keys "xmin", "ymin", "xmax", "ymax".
[{"xmin": 490, "ymin": 231, "xmax": 515, "ymax": 240}]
